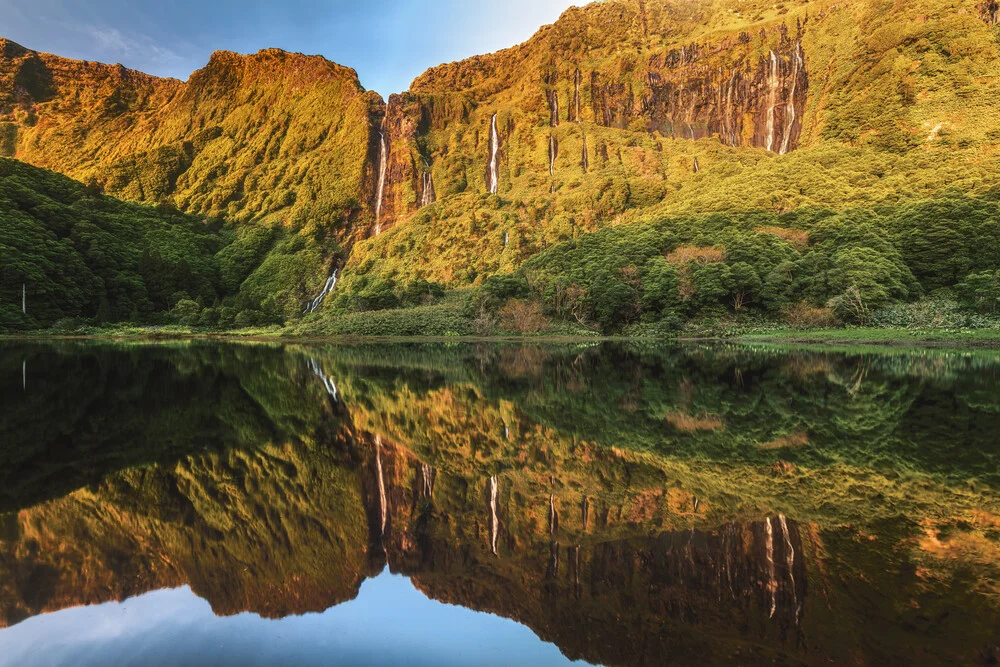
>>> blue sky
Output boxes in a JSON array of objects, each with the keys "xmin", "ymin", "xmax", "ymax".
[
  {"xmin": 0, "ymin": 573, "xmax": 593, "ymax": 667},
  {"xmin": 0, "ymin": 0, "xmax": 588, "ymax": 96}
]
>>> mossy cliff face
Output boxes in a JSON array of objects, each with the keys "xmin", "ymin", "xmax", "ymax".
[
  {"xmin": 5, "ymin": 0, "xmax": 1000, "ymax": 300},
  {"xmin": 354, "ymin": 0, "xmax": 1000, "ymax": 286},
  {"xmin": 0, "ymin": 39, "xmax": 382, "ymax": 238}
]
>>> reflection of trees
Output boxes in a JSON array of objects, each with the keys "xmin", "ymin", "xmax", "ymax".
[{"xmin": 1, "ymin": 341, "xmax": 999, "ymax": 664}]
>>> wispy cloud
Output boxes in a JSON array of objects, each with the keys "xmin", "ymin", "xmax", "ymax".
[{"xmin": 78, "ymin": 24, "xmax": 183, "ymax": 68}]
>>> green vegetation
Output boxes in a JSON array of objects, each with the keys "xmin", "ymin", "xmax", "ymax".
[{"xmin": 0, "ymin": 159, "xmax": 342, "ymax": 331}]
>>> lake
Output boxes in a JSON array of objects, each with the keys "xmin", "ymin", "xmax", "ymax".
[{"xmin": 1, "ymin": 340, "xmax": 998, "ymax": 666}]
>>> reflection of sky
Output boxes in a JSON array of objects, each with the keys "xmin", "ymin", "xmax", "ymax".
[{"xmin": 0, "ymin": 571, "xmax": 594, "ymax": 667}]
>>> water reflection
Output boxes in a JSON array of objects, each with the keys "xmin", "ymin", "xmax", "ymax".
[{"xmin": 1, "ymin": 341, "xmax": 999, "ymax": 666}]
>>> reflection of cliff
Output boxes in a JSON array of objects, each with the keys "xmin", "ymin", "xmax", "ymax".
[
  {"xmin": 3, "ymin": 342, "xmax": 1000, "ymax": 664},
  {"xmin": 1, "ymin": 429, "xmax": 999, "ymax": 665},
  {"xmin": 0, "ymin": 437, "xmax": 371, "ymax": 628}
]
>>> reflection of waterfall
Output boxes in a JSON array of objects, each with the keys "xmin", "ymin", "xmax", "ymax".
[
  {"xmin": 489, "ymin": 476, "xmax": 499, "ymax": 555},
  {"xmin": 488, "ymin": 113, "xmax": 499, "ymax": 194},
  {"xmin": 779, "ymin": 514, "xmax": 800, "ymax": 624},
  {"xmin": 765, "ymin": 51, "xmax": 780, "ymax": 153},
  {"xmin": 375, "ymin": 436, "xmax": 387, "ymax": 537},
  {"xmin": 547, "ymin": 542, "xmax": 560, "ymax": 578},
  {"xmin": 765, "ymin": 516, "xmax": 777, "ymax": 618},
  {"xmin": 305, "ymin": 270, "xmax": 338, "ymax": 314},
  {"xmin": 308, "ymin": 358, "xmax": 338, "ymax": 403},
  {"xmin": 779, "ymin": 43, "xmax": 804, "ymax": 155},
  {"xmin": 417, "ymin": 462, "xmax": 436, "ymax": 499}
]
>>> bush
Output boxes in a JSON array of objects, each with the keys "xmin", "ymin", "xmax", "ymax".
[
  {"xmin": 784, "ymin": 303, "xmax": 840, "ymax": 328},
  {"xmin": 498, "ymin": 299, "xmax": 548, "ymax": 334}
]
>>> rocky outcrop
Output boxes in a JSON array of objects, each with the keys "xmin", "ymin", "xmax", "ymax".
[
  {"xmin": 979, "ymin": 1, "xmax": 1000, "ymax": 25},
  {"xmin": 590, "ymin": 36, "xmax": 808, "ymax": 153},
  {"xmin": 366, "ymin": 93, "xmax": 439, "ymax": 234}
]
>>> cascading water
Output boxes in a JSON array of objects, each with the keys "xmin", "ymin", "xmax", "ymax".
[
  {"xmin": 548, "ymin": 134, "xmax": 557, "ymax": 176},
  {"xmin": 765, "ymin": 516, "xmax": 777, "ymax": 619},
  {"xmin": 549, "ymin": 494, "xmax": 558, "ymax": 535},
  {"xmin": 305, "ymin": 269, "xmax": 338, "ymax": 314},
  {"xmin": 375, "ymin": 435, "xmax": 388, "ymax": 537},
  {"xmin": 308, "ymin": 358, "xmax": 339, "ymax": 403},
  {"xmin": 693, "ymin": 156, "xmax": 700, "ymax": 173},
  {"xmin": 779, "ymin": 43, "xmax": 804, "ymax": 155},
  {"xmin": 488, "ymin": 113, "xmax": 500, "ymax": 194},
  {"xmin": 573, "ymin": 69, "xmax": 582, "ymax": 122},
  {"xmin": 488, "ymin": 475, "xmax": 499, "ymax": 555},
  {"xmin": 549, "ymin": 90, "xmax": 560, "ymax": 127},
  {"xmin": 581, "ymin": 496, "xmax": 589, "ymax": 531},
  {"xmin": 764, "ymin": 51, "xmax": 781, "ymax": 153},
  {"xmin": 581, "ymin": 136, "xmax": 589, "ymax": 173},
  {"xmin": 374, "ymin": 108, "xmax": 389, "ymax": 235},
  {"xmin": 420, "ymin": 168, "xmax": 435, "ymax": 207}
]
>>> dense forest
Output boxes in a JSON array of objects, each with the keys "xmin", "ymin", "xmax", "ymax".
[{"xmin": 0, "ymin": 159, "xmax": 338, "ymax": 330}]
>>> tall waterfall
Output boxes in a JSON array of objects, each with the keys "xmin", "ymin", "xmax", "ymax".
[
  {"xmin": 488, "ymin": 113, "xmax": 499, "ymax": 194},
  {"xmin": 581, "ymin": 136, "xmax": 589, "ymax": 173},
  {"xmin": 765, "ymin": 516, "xmax": 777, "ymax": 618},
  {"xmin": 488, "ymin": 475, "xmax": 499, "ymax": 555},
  {"xmin": 693, "ymin": 156, "xmax": 700, "ymax": 173},
  {"xmin": 548, "ymin": 134, "xmax": 558, "ymax": 176},
  {"xmin": 420, "ymin": 169, "xmax": 435, "ymax": 207},
  {"xmin": 305, "ymin": 269, "xmax": 338, "ymax": 314},
  {"xmin": 549, "ymin": 90, "xmax": 560, "ymax": 127},
  {"xmin": 764, "ymin": 51, "xmax": 781, "ymax": 153},
  {"xmin": 549, "ymin": 494, "xmax": 558, "ymax": 535},
  {"xmin": 779, "ymin": 43, "xmax": 804, "ymax": 155},
  {"xmin": 375, "ymin": 435, "xmax": 388, "ymax": 537},
  {"xmin": 573, "ymin": 69, "xmax": 582, "ymax": 122},
  {"xmin": 21, "ymin": 284, "xmax": 26, "ymax": 313},
  {"xmin": 374, "ymin": 110, "xmax": 389, "ymax": 235},
  {"xmin": 308, "ymin": 358, "xmax": 339, "ymax": 403}
]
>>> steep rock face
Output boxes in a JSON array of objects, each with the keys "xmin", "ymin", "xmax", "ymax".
[
  {"xmin": 369, "ymin": 93, "xmax": 438, "ymax": 235},
  {"xmin": 980, "ymin": 1, "xmax": 1000, "ymax": 24},
  {"xmin": 0, "ymin": 39, "xmax": 381, "ymax": 236}
]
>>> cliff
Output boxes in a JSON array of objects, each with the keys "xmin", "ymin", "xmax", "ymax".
[
  {"xmin": 4, "ymin": 0, "xmax": 1000, "ymax": 309},
  {"xmin": 0, "ymin": 38, "xmax": 381, "ymax": 237}
]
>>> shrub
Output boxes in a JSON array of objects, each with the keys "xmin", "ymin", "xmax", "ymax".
[
  {"xmin": 665, "ymin": 245, "xmax": 727, "ymax": 266},
  {"xmin": 784, "ymin": 303, "xmax": 840, "ymax": 328},
  {"xmin": 498, "ymin": 299, "xmax": 548, "ymax": 334}
]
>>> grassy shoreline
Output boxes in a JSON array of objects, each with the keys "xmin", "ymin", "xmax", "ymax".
[{"xmin": 5, "ymin": 326, "xmax": 1000, "ymax": 349}]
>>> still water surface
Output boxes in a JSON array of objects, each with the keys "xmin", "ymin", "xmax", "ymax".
[{"xmin": 1, "ymin": 341, "xmax": 999, "ymax": 666}]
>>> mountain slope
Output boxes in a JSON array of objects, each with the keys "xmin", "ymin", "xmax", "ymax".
[
  {"xmin": 3, "ymin": 0, "xmax": 1000, "ymax": 330},
  {"xmin": 0, "ymin": 39, "xmax": 380, "ymax": 233}
]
